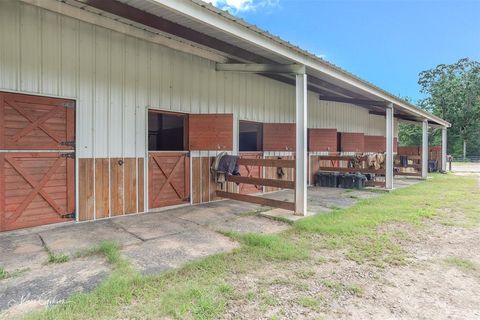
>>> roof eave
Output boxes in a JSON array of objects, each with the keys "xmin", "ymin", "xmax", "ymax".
[{"xmin": 152, "ymin": 0, "xmax": 450, "ymax": 127}]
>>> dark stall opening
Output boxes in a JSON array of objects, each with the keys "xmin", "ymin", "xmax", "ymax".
[
  {"xmin": 239, "ymin": 120, "xmax": 263, "ymax": 151},
  {"xmin": 148, "ymin": 111, "xmax": 187, "ymax": 151}
]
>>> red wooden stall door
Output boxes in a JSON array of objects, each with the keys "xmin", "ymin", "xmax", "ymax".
[
  {"xmin": 0, "ymin": 153, "xmax": 75, "ymax": 231},
  {"xmin": 308, "ymin": 128, "xmax": 337, "ymax": 152},
  {"xmin": 149, "ymin": 152, "xmax": 190, "ymax": 209},
  {"xmin": 340, "ymin": 132, "xmax": 365, "ymax": 152},
  {"xmin": 0, "ymin": 92, "xmax": 75, "ymax": 231},
  {"xmin": 0, "ymin": 92, "xmax": 75, "ymax": 150},
  {"xmin": 364, "ymin": 135, "xmax": 386, "ymax": 153},
  {"xmin": 188, "ymin": 114, "xmax": 233, "ymax": 151},
  {"xmin": 263, "ymin": 123, "xmax": 296, "ymax": 151}
]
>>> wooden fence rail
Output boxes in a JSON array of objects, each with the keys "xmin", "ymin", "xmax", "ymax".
[{"xmin": 216, "ymin": 157, "xmax": 296, "ymax": 211}]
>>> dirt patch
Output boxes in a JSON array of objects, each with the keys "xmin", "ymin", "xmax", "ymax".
[{"xmin": 220, "ymin": 177, "xmax": 480, "ymax": 319}]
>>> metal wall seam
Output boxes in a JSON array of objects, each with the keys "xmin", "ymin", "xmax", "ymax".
[{"xmin": 1, "ymin": 1, "xmax": 389, "ymax": 160}]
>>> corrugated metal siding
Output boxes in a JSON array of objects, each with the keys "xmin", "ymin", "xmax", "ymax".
[
  {"xmin": 307, "ymin": 93, "xmax": 386, "ymax": 135},
  {"xmin": 0, "ymin": 1, "xmax": 387, "ymax": 159}
]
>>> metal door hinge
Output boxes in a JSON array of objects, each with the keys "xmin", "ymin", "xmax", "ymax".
[
  {"xmin": 61, "ymin": 212, "xmax": 76, "ymax": 219},
  {"xmin": 60, "ymin": 152, "xmax": 75, "ymax": 159},
  {"xmin": 63, "ymin": 102, "xmax": 75, "ymax": 109},
  {"xmin": 59, "ymin": 141, "xmax": 76, "ymax": 148}
]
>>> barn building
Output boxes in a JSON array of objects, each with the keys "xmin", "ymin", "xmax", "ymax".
[{"xmin": 0, "ymin": 0, "xmax": 450, "ymax": 231}]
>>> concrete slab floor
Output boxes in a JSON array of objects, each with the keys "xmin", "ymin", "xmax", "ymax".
[
  {"xmin": 0, "ymin": 257, "xmax": 109, "ymax": 316},
  {"xmin": 122, "ymin": 227, "xmax": 238, "ymax": 275},
  {"xmin": 0, "ymin": 181, "xmax": 421, "ymax": 315},
  {"xmin": 0, "ymin": 198, "xmax": 290, "ymax": 315},
  {"xmin": 0, "ymin": 233, "xmax": 48, "ymax": 271},
  {"xmin": 38, "ymin": 219, "xmax": 143, "ymax": 257}
]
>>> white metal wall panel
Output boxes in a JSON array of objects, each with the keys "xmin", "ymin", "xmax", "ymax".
[
  {"xmin": 109, "ymin": 32, "xmax": 125, "ymax": 157},
  {"xmin": 0, "ymin": 1, "xmax": 18, "ymax": 90},
  {"xmin": 40, "ymin": 9, "xmax": 60, "ymax": 96},
  {"xmin": 20, "ymin": 4, "xmax": 41, "ymax": 93},
  {"xmin": 0, "ymin": 1, "xmax": 387, "ymax": 159},
  {"xmin": 60, "ymin": 16, "xmax": 79, "ymax": 98},
  {"xmin": 77, "ymin": 22, "xmax": 95, "ymax": 158},
  {"xmin": 93, "ymin": 27, "xmax": 110, "ymax": 158}
]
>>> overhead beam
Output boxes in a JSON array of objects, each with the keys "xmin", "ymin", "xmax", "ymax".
[
  {"xmin": 216, "ymin": 63, "xmax": 306, "ymax": 74},
  {"xmin": 81, "ymin": 0, "xmax": 272, "ymax": 63},
  {"xmin": 319, "ymin": 95, "xmax": 387, "ymax": 107},
  {"xmin": 309, "ymin": 77, "xmax": 368, "ymax": 99},
  {"xmin": 369, "ymin": 111, "xmax": 421, "ymax": 122},
  {"xmin": 81, "ymin": 0, "xmax": 371, "ymax": 100},
  {"xmin": 371, "ymin": 111, "xmax": 446, "ymax": 128},
  {"xmin": 20, "ymin": 0, "xmax": 227, "ymax": 63}
]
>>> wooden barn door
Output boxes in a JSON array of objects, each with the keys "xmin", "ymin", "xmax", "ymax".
[
  {"xmin": 0, "ymin": 92, "xmax": 75, "ymax": 231},
  {"xmin": 148, "ymin": 152, "xmax": 190, "ymax": 209}
]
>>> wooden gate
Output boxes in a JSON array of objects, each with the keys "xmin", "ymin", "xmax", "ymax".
[
  {"xmin": 0, "ymin": 91, "xmax": 76, "ymax": 231},
  {"xmin": 238, "ymin": 152, "xmax": 263, "ymax": 194},
  {"xmin": 149, "ymin": 152, "xmax": 190, "ymax": 209}
]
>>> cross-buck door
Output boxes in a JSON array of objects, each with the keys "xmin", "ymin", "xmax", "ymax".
[
  {"xmin": 0, "ymin": 91, "xmax": 76, "ymax": 232},
  {"xmin": 0, "ymin": 152, "xmax": 75, "ymax": 231},
  {"xmin": 0, "ymin": 92, "xmax": 75, "ymax": 150},
  {"xmin": 148, "ymin": 152, "xmax": 190, "ymax": 209}
]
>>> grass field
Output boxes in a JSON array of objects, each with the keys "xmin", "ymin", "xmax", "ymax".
[{"xmin": 25, "ymin": 173, "xmax": 480, "ymax": 320}]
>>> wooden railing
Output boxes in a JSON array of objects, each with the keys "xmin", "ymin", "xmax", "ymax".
[
  {"xmin": 394, "ymin": 155, "xmax": 422, "ymax": 177},
  {"xmin": 312, "ymin": 154, "xmax": 386, "ymax": 188},
  {"xmin": 216, "ymin": 158, "xmax": 296, "ymax": 211}
]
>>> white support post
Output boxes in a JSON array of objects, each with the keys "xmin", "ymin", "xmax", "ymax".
[
  {"xmin": 441, "ymin": 127, "xmax": 447, "ymax": 171},
  {"xmin": 422, "ymin": 120, "xmax": 429, "ymax": 179},
  {"xmin": 295, "ymin": 72, "xmax": 308, "ymax": 216},
  {"xmin": 385, "ymin": 103, "xmax": 394, "ymax": 190}
]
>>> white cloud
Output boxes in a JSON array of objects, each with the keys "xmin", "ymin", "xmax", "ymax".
[{"xmin": 201, "ymin": 0, "xmax": 278, "ymax": 13}]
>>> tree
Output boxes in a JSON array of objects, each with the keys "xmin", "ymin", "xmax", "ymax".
[{"xmin": 418, "ymin": 58, "xmax": 480, "ymax": 158}]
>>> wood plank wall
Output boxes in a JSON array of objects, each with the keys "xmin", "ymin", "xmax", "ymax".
[
  {"xmin": 191, "ymin": 156, "xmax": 236, "ymax": 204},
  {"xmin": 308, "ymin": 129, "xmax": 337, "ymax": 152},
  {"xmin": 309, "ymin": 154, "xmax": 349, "ymax": 185},
  {"xmin": 364, "ymin": 135, "xmax": 386, "ymax": 153},
  {"xmin": 263, "ymin": 124, "xmax": 296, "ymax": 151},
  {"xmin": 78, "ymin": 157, "xmax": 144, "ymax": 221},
  {"xmin": 340, "ymin": 133, "xmax": 365, "ymax": 152},
  {"xmin": 188, "ymin": 114, "xmax": 234, "ymax": 150}
]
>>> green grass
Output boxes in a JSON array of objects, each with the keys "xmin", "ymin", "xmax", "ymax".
[
  {"xmin": 25, "ymin": 174, "xmax": 480, "ymax": 320},
  {"xmin": 223, "ymin": 232, "xmax": 309, "ymax": 261},
  {"xmin": 444, "ymin": 257, "xmax": 479, "ymax": 273},
  {"xmin": 76, "ymin": 241, "xmax": 123, "ymax": 266},
  {"xmin": 322, "ymin": 280, "xmax": 364, "ymax": 297},
  {"xmin": 295, "ymin": 174, "xmax": 480, "ymax": 266},
  {"xmin": 47, "ymin": 252, "xmax": 70, "ymax": 264},
  {"xmin": 297, "ymin": 296, "xmax": 321, "ymax": 310},
  {"xmin": 0, "ymin": 266, "xmax": 8, "ymax": 280},
  {"xmin": 0, "ymin": 266, "xmax": 30, "ymax": 280}
]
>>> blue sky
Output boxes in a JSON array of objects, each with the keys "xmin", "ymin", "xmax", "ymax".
[{"xmin": 203, "ymin": 0, "xmax": 480, "ymax": 102}]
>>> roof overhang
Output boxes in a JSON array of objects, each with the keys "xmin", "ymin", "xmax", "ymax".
[{"xmin": 28, "ymin": 0, "xmax": 450, "ymax": 127}]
